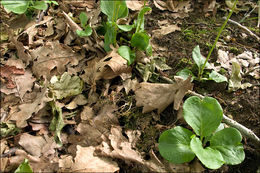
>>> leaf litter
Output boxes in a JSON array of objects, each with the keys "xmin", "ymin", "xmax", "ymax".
[{"xmin": 0, "ymin": 0, "xmax": 259, "ymax": 172}]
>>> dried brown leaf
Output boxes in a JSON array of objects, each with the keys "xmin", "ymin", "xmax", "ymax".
[
  {"xmin": 30, "ymin": 41, "xmax": 83, "ymax": 79},
  {"xmin": 135, "ymin": 76, "xmax": 193, "ymax": 113},
  {"xmin": 9, "ymin": 88, "xmax": 51, "ymax": 128},
  {"xmin": 126, "ymin": 1, "xmax": 144, "ymax": 11},
  {"xmin": 72, "ymin": 145, "xmax": 119, "ymax": 172},
  {"xmin": 0, "ymin": 65, "xmax": 24, "ymax": 89}
]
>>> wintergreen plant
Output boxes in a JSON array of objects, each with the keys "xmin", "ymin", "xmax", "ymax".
[
  {"xmin": 100, "ymin": 0, "xmax": 152, "ymax": 65},
  {"xmin": 176, "ymin": 45, "xmax": 228, "ymax": 83},
  {"xmin": 1, "ymin": 0, "xmax": 58, "ymax": 14},
  {"xmin": 76, "ymin": 12, "xmax": 92, "ymax": 37},
  {"xmin": 14, "ymin": 159, "xmax": 33, "ymax": 173},
  {"xmin": 159, "ymin": 96, "xmax": 245, "ymax": 169}
]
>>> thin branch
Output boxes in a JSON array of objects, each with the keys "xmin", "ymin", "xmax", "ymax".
[
  {"xmin": 224, "ymin": 17, "xmax": 260, "ymax": 42},
  {"xmin": 159, "ymin": 75, "xmax": 260, "ymax": 146}
]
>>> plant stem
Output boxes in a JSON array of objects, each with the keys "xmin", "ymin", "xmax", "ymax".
[{"xmin": 198, "ymin": 0, "xmax": 238, "ymax": 80}]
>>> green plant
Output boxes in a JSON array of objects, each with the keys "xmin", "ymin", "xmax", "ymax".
[
  {"xmin": 14, "ymin": 159, "xmax": 33, "ymax": 173},
  {"xmin": 76, "ymin": 12, "xmax": 92, "ymax": 37},
  {"xmin": 100, "ymin": 0, "xmax": 151, "ymax": 65},
  {"xmin": 177, "ymin": 0, "xmax": 238, "ymax": 82},
  {"xmin": 1, "ymin": 0, "xmax": 58, "ymax": 14},
  {"xmin": 159, "ymin": 96, "xmax": 245, "ymax": 169},
  {"xmin": 176, "ymin": 45, "xmax": 227, "ymax": 83}
]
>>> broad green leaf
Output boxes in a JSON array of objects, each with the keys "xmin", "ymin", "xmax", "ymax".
[
  {"xmin": 1, "ymin": 0, "xmax": 29, "ymax": 14},
  {"xmin": 209, "ymin": 71, "xmax": 227, "ymax": 83},
  {"xmin": 190, "ymin": 137, "xmax": 224, "ymax": 169},
  {"xmin": 192, "ymin": 45, "xmax": 209, "ymax": 71},
  {"xmin": 117, "ymin": 24, "xmax": 134, "ymax": 32},
  {"xmin": 183, "ymin": 96, "xmax": 223, "ymax": 138},
  {"xmin": 31, "ymin": 1, "xmax": 48, "ymax": 10},
  {"xmin": 136, "ymin": 6, "xmax": 151, "ymax": 33},
  {"xmin": 204, "ymin": 123, "xmax": 225, "ymax": 143},
  {"xmin": 159, "ymin": 126, "xmax": 195, "ymax": 164},
  {"xmin": 210, "ymin": 128, "xmax": 245, "ymax": 165},
  {"xmin": 49, "ymin": 101, "xmax": 65, "ymax": 146},
  {"xmin": 131, "ymin": 32, "xmax": 150, "ymax": 51},
  {"xmin": 100, "ymin": 0, "xmax": 128, "ymax": 22},
  {"xmin": 0, "ymin": 122, "xmax": 20, "ymax": 137},
  {"xmin": 49, "ymin": 72, "xmax": 83, "ymax": 100},
  {"xmin": 104, "ymin": 22, "xmax": 117, "ymax": 51},
  {"xmin": 76, "ymin": 26, "xmax": 92, "ymax": 37},
  {"xmin": 176, "ymin": 68, "xmax": 195, "ymax": 81},
  {"xmin": 14, "ymin": 159, "xmax": 33, "ymax": 173},
  {"xmin": 79, "ymin": 12, "xmax": 88, "ymax": 28},
  {"xmin": 145, "ymin": 44, "xmax": 152, "ymax": 56},
  {"xmin": 118, "ymin": 46, "xmax": 136, "ymax": 65}
]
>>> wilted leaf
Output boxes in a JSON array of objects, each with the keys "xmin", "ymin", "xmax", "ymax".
[
  {"xmin": 49, "ymin": 101, "xmax": 65, "ymax": 146},
  {"xmin": 228, "ymin": 62, "xmax": 252, "ymax": 91},
  {"xmin": 49, "ymin": 72, "xmax": 83, "ymax": 100},
  {"xmin": 135, "ymin": 76, "xmax": 193, "ymax": 113}
]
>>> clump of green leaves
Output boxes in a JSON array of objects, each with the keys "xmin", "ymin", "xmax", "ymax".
[
  {"xmin": 176, "ymin": 45, "xmax": 228, "ymax": 83},
  {"xmin": 1, "ymin": 0, "xmax": 58, "ymax": 14},
  {"xmin": 0, "ymin": 122, "xmax": 21, "ymax": 137},
  {"xmin": 159, "ymin": 96, "xmax": 245, "ymax": 169},
  {"xmin": 100, "ymin": 0, "xmax": 152, "ymax": 65},
  {"xmin": 14, "ymin": 159, "xmax": 33, "ymax": 173},
  {"xmin": 76, "ymin": 12, "xmax": 92, "ymax": 37}
]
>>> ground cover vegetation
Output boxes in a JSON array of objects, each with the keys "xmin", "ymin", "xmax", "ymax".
[{"xmin": 0, "ymin": 0, "xmax": 259, "ymax": 172}]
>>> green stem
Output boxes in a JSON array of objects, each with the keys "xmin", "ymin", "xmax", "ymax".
[{"xmin": 198, "ymin": 0, "xmax": 238, "ymax": 80}]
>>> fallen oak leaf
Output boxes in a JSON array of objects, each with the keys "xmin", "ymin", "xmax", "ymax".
[
  {"xmin": 0, "ymin": 65, "xmax": 24, "ymax": 89},
  {"xmin": 135, "ymin": 76, "xmax": 193, "ymax": 113}
]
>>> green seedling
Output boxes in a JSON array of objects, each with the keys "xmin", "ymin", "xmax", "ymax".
[
  {"xmin": 100, "ymin": 0, "xmax": 152, "ymax": 65},
  {"xmin": 176, "ymin": 45, "xmax": 227, "ymax": 83},
  {"xmin": 177, "ymin": 0, "xmax": 238, "ymax": 82},
  {"xmin": 159, "ymin": 96, "xmax": 245, "ymax": 169},
  {"xmin": 14, "ymin": 159, "xmax": 33, "ymax": 173},
  {"xmin": 76, "ymin": 12, "xmax": 92, "ymax": 37},
  {"xmin": 1, "ymin": 0, "xmax": 58, "ymax": 14}
]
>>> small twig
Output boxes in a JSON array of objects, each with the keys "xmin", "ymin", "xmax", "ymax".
[
  {"xmin": 188, "ymin": 90, "xmax": 260, "ymax": 146},
  {"xmin": 159, "ymin": 75, "xmax": 260, "ymax": 146},
  {"xmin": 224, "ymin": 17, "xmax": 260, "ymax": 42}
]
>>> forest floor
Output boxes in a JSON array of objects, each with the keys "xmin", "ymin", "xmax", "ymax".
[{"xmin": 0, "ymin": 0, "xmax": 259, "ymax": 173}]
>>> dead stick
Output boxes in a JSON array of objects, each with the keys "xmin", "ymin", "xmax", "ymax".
[
  {"xmin": 160, "ymin": 76, "xmax": 260, "ymax": 146},
  {"xmin": 224, "ymin": 17, "xmax": 260, "ymax": 41}
]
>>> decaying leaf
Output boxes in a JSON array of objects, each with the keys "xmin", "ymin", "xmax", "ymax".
[
  {"xmin": 65, "ymin": 94, "xmax": 88, "ymax": 110},
  {"xmin": 135, "ymin": 76, "xmax": 193, "ymax": 113},
  {"xmin": 153, "ymin": 0, "xmax": 192, "ymax": 14},
  {"xmin": 30, "ymin": 41, "xmax": 83, "ymax": 80},
  {"xmin": 9, "ymin": 88, "xmax": 51, "ymax": 128},
  {"xmin": 49, "ymin": 72, "xmax": 83, "ymax": 100}
]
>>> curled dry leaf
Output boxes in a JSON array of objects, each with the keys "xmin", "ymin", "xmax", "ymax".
[
  {"xmin": 30, "ymin": 41, "xmax": 83, "ymax": 79},
  {"xmin": 153, "ymin": 0, "xmax": 192, "ymax": 13},
  {"xmin": 135, "ymin": 76, "xmax": 193, "ymax": 113}
]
